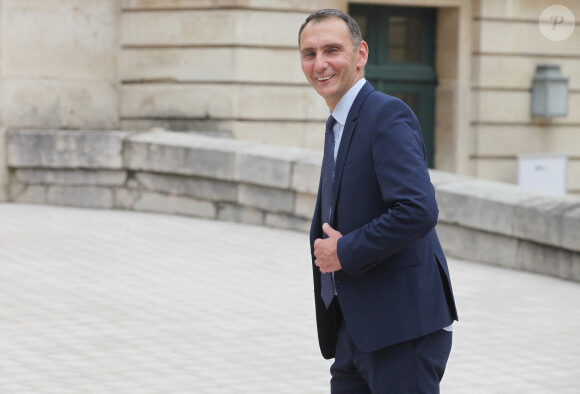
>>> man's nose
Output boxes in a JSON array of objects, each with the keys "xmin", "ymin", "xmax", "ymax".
[{"xmin": 313, "ymin": 54, "xmax": 327, "ymax": 71}]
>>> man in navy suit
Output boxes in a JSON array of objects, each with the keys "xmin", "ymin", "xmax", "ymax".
[{"xmin": 299, "ymin": 9, "xmax": 458, "ymax": 393}]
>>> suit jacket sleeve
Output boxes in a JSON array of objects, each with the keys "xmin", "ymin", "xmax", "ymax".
[{"xmin": 336, "ymin": 97, "xmax": 438, "ymax": 278}]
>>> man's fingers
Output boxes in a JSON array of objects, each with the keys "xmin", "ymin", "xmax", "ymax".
[{"xmin": 322, "ymin": 223, "xmax": 342, "ymax": 238}]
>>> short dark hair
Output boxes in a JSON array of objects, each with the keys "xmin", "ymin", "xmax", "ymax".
[{"xmin": 298, "ymin": 9, "xmax": 363, "ymax": 51}]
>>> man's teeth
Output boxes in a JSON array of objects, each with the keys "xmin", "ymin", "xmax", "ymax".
[{"xmin": 317, "ymin": 75, "xmax": 334, "ymax": 81}]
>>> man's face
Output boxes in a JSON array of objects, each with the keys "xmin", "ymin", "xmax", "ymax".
[{"xmin": 299, "ymin": 17, "xmax": 368, "ymax": 111}]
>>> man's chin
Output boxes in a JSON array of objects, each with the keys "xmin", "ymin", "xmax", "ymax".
[{"xmin": 313, "ymin": 85, "xmax": 336, "ymax": 100}]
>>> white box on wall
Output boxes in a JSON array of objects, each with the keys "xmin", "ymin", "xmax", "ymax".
[{"xmin": 518, "ymin": 153, "xmax": 567, "ymax": 195}]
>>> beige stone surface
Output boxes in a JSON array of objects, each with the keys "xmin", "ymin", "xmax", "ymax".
[
  {"xmin": 235, "ymin": 48, "xmax": 305, "ymax": 83},
  {"xmin": 477, "ymin": 19, "xmax": 580, "ymax": 55},
  {"xmin": 47, "ymin": 185, "xmax": 115, "ymax": 209},
  {"xmin": 475, "ymin": 158, "xmax": 518, "ymax": 184},
  {"xmin": 294, "ymin": 192, "xmax": 316, "ymax": 219},
  {"xmin": 9, "ymin": 184, "xmax": 47, "ymax": 204},
  {"xmin": 123, "ymin": 0, "xmax": 467, "ymax": 10},
  {"xmin": 1, "ymin": 79, "xmax": 120, "ymax": 129},
  {"xmin": 120, "ymin": 119, "xmax": 234, "ymax": 134},
  {"xmin": 120, "ymin": 47, "xmax": 305, "ymax": 83},
  {"xmin": 474, "ymin": 90, "xmax": 530, "ymax": 123},
  {"xmin": 121, "ymin": 83, "xmax": 326, "ymax": 120},
  {"xmin": 291, "ymin": 153, "xmax": 321, "ymax": 194},
  {"xmin": 474, "ymin": 90, "xmax": 580, "ymax": 124},
  {"xmin": 472, "ymin": 149, "xmax": 580, "ymax": 195},
  {"xmin": 235, "ymin": 145, "xmax": 296, "ymax": 189},
  {"xmin": 0, "ymin": 0, "xmax": 120, "ymax": 129},
  {"xmin": 120, "ymin": 48, "xmax": 235, "ymax": 82},
  {"xmin": 1, "ymin": 0, "xmax": 118, "ymax": 80},
  {"xmin": 8, "ymin": 130, "xmax": 130, "ymax": 169},
  {"xmin": 235, "ymin": 85, "xmax": 326, "ymax": 120},
  {"xmin": 436, "ymin": 7, "xmax": 459, "ymax": 81},
  {"xmin": 231, "ymin": 121, "xmax": 324, "ymax": 150},
  {"xmin": 475, "ymin": 125, "xmax": 547, "ymax": 156},
  {"xmin": 265, "ymin": 211, "xmax": 310, "ymax": 232},
  {"xmin": 121, "ymin": 9, "xmax": 307, "ymax": 47},
  {"xmin": 123, "ymin": 0, "xmax": 240, "ymax": 8},
  {"xmin": 118, "ymin": 119, "xmax": 324, "ymax": 151},
  {"xmin": 475, "ymin": 55, "xmax": 580, "ymax": 90},
  {"xmin": 14, "ymin": 169, "xmax": 127, "ymax": 186},
  {"xmin": 435, "ymin": 6, "xmax": 476, "ymax": 174},
  {"xmin": 0, "ymin": 128, "xmax": 8, "ymax": 201},
  {"xmin": 217, "ymin": 203, "xmax": 265, "ymax": 225},
  {"xmin": 444, "ymin": 0, "xmax": 474, "ymax": 176},
  {"xmin": 121, "ymin": 84, "xmax": 233, "ymax": 119},
  {"xmin": 1, "ymin": 78, "xmax": 61, "ymax": 128},
  {"xmin": 122, "ymin": 0, "xmax": 336, "ymax": 10},
  {"xmin": 238, "ymin": 184, "xmax": 294, "ymax": 214},
  {"xmin": 59, "ymin": 82, "xmax": 119, "ymax": 130},
  {"xmin": 475, "ymin": 0, "xmax": 580, "ymax": 19},
  {"xmin": 135, "ymin": 172, "xmax": 237, "ymax": 202},
  {"xmin": 547, "ymin": 127, "xmax": 580, "ymax": 154},
  {"xmin": 434, "ymin": 87, "xmax": 456, "ymax": 171},
  {"xmin": 567, "ymin": 159, "xmax": 580, "ymax": 192},
  {"xmin": 133, "ymin": 191, "xmax": 217, "ymax": 218}
]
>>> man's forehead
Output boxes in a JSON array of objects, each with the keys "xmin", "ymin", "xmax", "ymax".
[
  {"xmin": 300, "ymin": 18, "xmax": 350, "ymax": 46},
  {"xmin": 303, "ymin": 17, "xmax": 348, "ymax": 34}
]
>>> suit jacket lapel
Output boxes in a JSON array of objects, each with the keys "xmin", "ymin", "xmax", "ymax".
[{"xmin": 330, "ymin": 82, "xmax": 375, "ymax": 226}]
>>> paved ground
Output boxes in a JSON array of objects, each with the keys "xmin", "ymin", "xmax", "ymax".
[{"xmin": 1, "ymin": 203, "xmax": 579, "ymax": 394}]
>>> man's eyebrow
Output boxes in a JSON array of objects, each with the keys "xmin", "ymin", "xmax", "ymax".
[
  {"xmin": 324, "ymin": 43, "xmax": 344, "ymax": 49},
  {"xmin": 301, "ymin": 43, "xmax": 344, "ymax": 53}
]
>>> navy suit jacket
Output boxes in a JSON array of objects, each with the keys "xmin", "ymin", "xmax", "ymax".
[{"xmin": 310, "ymin": 81, "xmax": 458, "ymax": 359}]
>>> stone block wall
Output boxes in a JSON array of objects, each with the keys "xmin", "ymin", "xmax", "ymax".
[
  {"xmin": 119, "ymin": 0, "xmax": 332, "ymax": 149},
  {"xmin": 6, "ymin": 129, "xmax": 580, "ymax": 283},
  {"xmin": 2, "ymin": 0, "xmax": 579, "ymax": 197},
  {"xmin": 0, "ymin": 0, "xmax": 120, "ymax": 130},
  {"xmin": 431, "ymin": 171, "xmax": 580, "ymax": 281},
  {"xmin": 7, "ymin": 129, "xmax": 320, "ymax": 232},
  {"xmin": 471, "ymin": 0, "xmax": 580, "ymax": 194}
]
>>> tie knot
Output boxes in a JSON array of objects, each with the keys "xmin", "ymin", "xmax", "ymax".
[{"xmin": 326, "ymin": 115, "xmax": 335, "ymax": 134}]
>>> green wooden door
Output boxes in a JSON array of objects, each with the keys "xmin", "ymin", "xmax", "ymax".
[{"xmin": 350, "ymin": 4, "xmax": 437, "ymax": 167}]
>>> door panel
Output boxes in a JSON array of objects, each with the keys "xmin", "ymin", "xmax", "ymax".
[{"xmin": 350, "ymin": 4, "xmax": 437, "ymax": 167}]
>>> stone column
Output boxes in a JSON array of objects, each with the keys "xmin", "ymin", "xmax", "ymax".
[{"xmin": 0, "ymin": 127, "xmax": 8, "ymax": 201}]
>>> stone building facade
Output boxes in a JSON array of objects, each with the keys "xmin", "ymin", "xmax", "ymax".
[{"xmin": 1, "ymin": 0, "xmax": 579, "ymax": 198}]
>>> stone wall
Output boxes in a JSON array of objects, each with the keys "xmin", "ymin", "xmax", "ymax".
[
  {"xmin": 471, "ymin": 0, "xmax": 580, "ymax": 194},
  {"xmin": 7, "ymin": 129, "xmax": 320, "ymax": 232},
  {"xmin": 7, "ymin": 129, "xmax": 580, "ymax": 282},
  {"xmin": 119, "ymin": 0, "xmax": 331, "ymax": 149},
  {"xmin": 2, "ymin": 0, "xmax": 579, "ymax": 198},
  {"xmin": 0, "ymin": 0, "xmax": 120, "ymax": 130}
]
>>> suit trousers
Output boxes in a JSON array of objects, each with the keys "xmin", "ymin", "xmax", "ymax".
[{"xmin": 330, "ymin": 317, "xmax": 452, "ymax": 393}]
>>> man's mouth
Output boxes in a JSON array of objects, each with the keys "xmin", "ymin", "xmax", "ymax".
[{"xmin": 316, "ymin": 74, "xmax": 335, "ymax": 81}]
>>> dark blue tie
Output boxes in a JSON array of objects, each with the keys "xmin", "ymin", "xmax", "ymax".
[{"xmin": 320, "ymin": 115, "xmax": 335, "ymax": 308}]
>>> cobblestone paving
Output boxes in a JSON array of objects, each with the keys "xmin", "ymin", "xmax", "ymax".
[{"xmin": 1, "ymin": 204, "xmax": 579, "ymax": 393}]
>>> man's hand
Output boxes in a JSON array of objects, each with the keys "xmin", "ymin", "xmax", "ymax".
[{"xmin": 313, "ymin": 223, "xmax": 343, "ymax": 273}]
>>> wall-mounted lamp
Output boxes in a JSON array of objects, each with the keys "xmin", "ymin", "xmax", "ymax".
[{"xmin": 531, "ymin": 64, "xmax": 568, "ymax": 118}]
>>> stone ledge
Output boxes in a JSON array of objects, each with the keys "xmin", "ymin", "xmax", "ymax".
[
  {"xmin": 6, "ymin": 130, "xmax": 580, "ymax": 281},
  {"xmin": 125, "ymin": 131, "xmax": 251, "ymax": 180},
  {"xmin": 8, "ymin": 130, "xmax": 132, "ymax": 169},
  {"xmin": 13, "ymin": 169, "xmax": 127, "ymax": 186},
  {"xmin": 431, "ymin": 170, "xmax": 580, "ymax": 253}
]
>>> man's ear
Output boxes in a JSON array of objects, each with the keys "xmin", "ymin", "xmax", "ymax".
[{"xmin": 357, "ymin": 40, "xmax": 369, "ymax": 69}]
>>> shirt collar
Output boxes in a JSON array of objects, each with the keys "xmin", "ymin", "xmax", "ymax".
[{"xmin": 331, "ymin": 78, "xmax": 366, "ymax": 126}]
